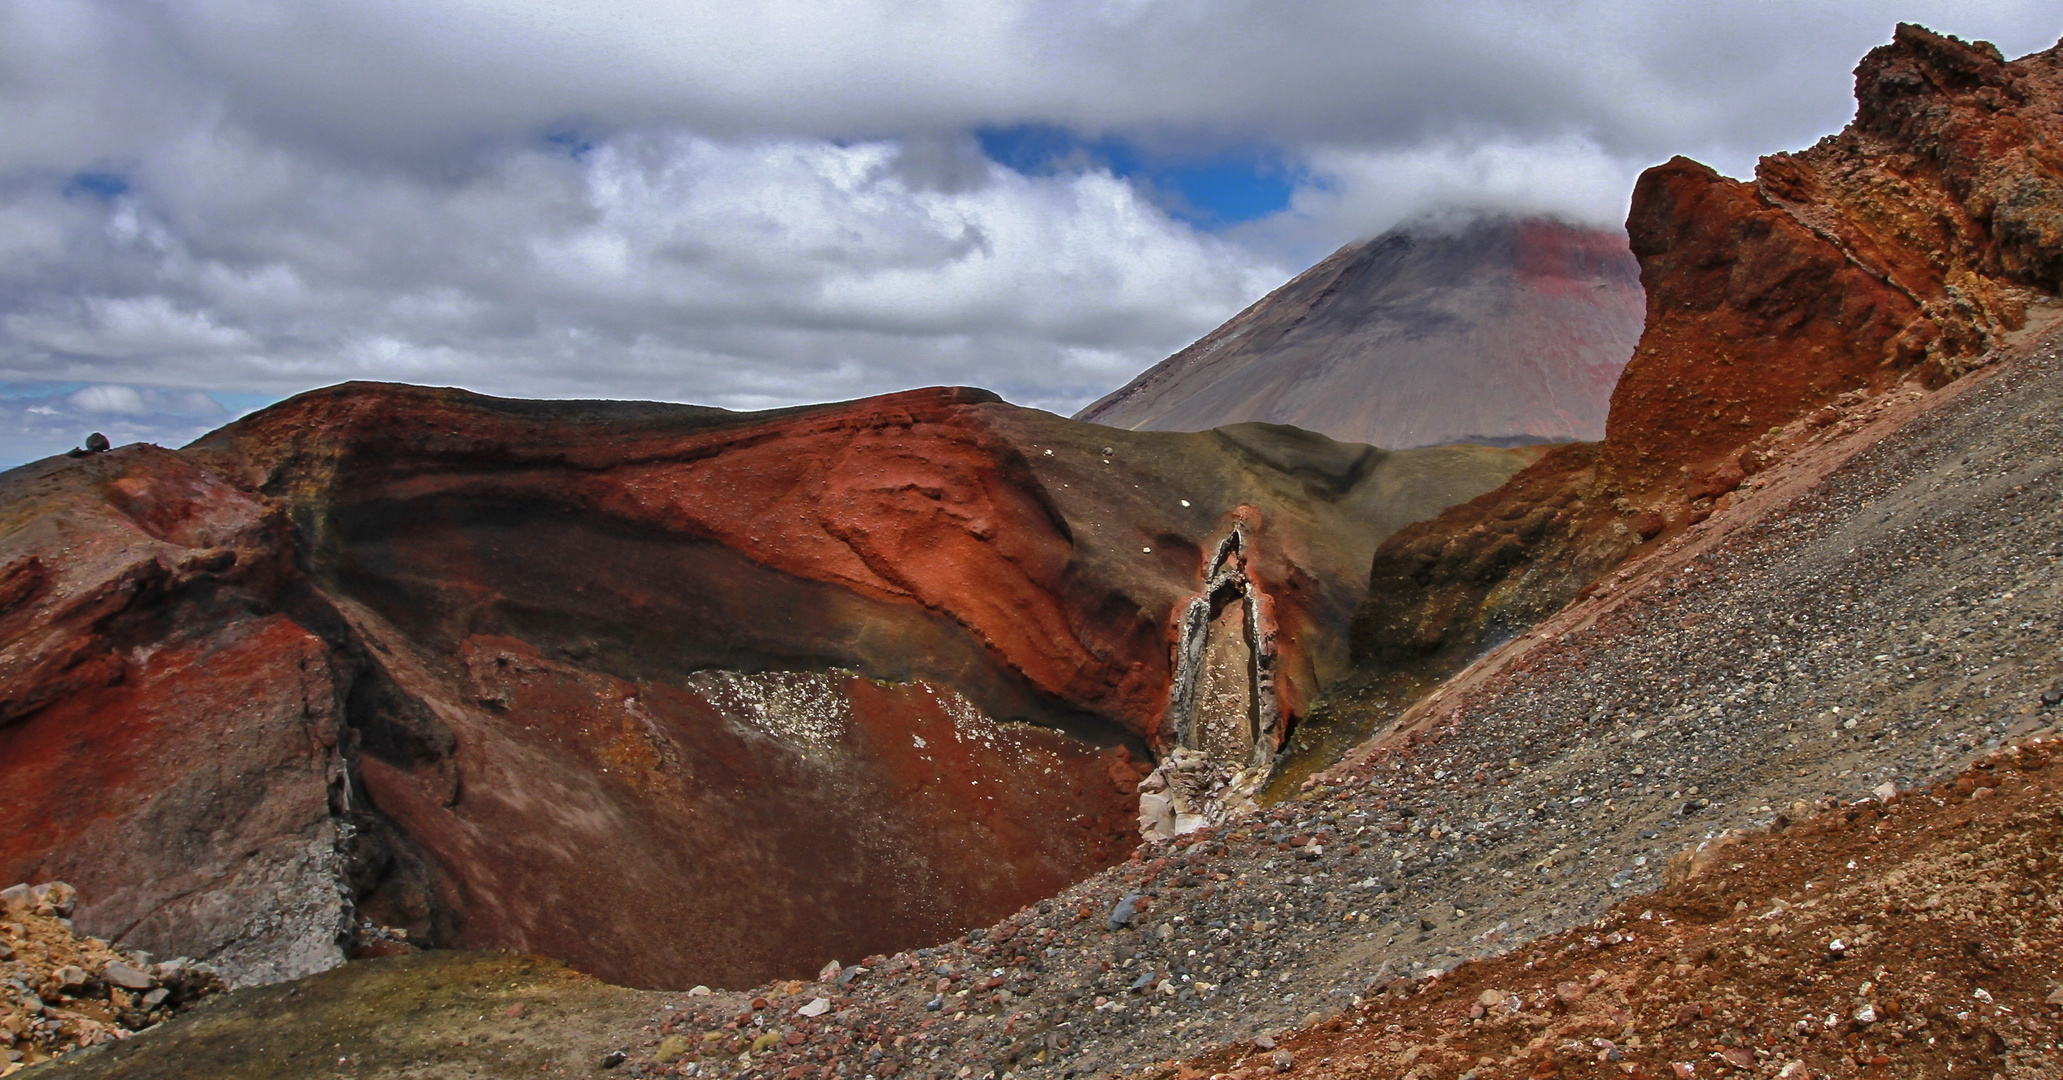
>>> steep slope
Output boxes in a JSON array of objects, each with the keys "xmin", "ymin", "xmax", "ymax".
[
  {"xmin": 1076, "ymin": 217, "xmax": 1644, "ymax": 449},
  {"xmin": 1183, "ymin": 742, "xmax": 2063, "ymax": 1080},
  {"xmin": 61, "ymin": 311, "xmax": 2063, "ymax": 1080},
  {"xmin": 1344, "ymin": 24, "xmax": 2063, "ymax": 732},
  {"xmin": 0, "ymin": 447, "xmax": 351, "ymax": 990},
  {"xmin": 0, "ymin": 385, "xmax": 1535, "ymax": 993}
]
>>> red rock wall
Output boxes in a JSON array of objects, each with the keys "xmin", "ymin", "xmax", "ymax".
[
  {"xmin": 3, "ymin": 382, "xmax": 1528, "ymax": 990},
  {"xmin": 0, "ymin": 448, "xmax": 347, "ymax": 987},
  {"xmin": 1353, "ymin": 24, "xmax": 2063, "ymax": 689}
]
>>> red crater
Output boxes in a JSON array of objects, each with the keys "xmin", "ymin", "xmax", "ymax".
[{"xmin": 2, "ymin": 383, "xmax": 1534, "ymax": 990}]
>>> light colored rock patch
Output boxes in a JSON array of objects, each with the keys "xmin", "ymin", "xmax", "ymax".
[
  {"xmin": 688, "ymin": 670, "xmax": 853, "ymax": 751},
  {"xmin": 1137, "ymin": 747, "xmax": 1267, "ymax": 842}
]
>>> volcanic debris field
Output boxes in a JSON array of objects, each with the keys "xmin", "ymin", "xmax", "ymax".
[{"xmin": 36, "ymin": 328, "xmax": 2063, "ymax": 1080}]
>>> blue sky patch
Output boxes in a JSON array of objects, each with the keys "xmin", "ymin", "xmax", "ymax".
[
  {"xmin": 976, "ymin": 124, "xmax": 1296, "ymax": 229},
  {"xmin": 64, "ymin": 172, "xmax": 129, "ymax": 199},
  {"xmin": 543, "ymin": 130, "xmax": 597, "ymax": 160}
]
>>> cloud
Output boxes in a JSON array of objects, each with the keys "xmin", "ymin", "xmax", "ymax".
[
  {"xmin": 13, "ymin": 2, "xmax": 2053, "ymax": 166},
  {"xmin": 0, "ymin": 129, "xmax": 1287, "ymax": 426},
  {"xmin": 0, "ymin": 383, "xmax": 232, "ymax": 467},
  {"xmin": 65, "ymin": 384, "xmax": 146, "ymax": 414},
  {"xmin": 1230, "ymin": 135, "xmax": 1649, "ymax": 265},
  {"xmin": 2, "ymin": 1, "xmax": 2059, "ymax": 467}
]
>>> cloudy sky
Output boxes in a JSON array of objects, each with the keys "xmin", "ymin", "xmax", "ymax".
[{"xmin": 1, "ymin": 2, "xmax": 2057, "ymax": 466}]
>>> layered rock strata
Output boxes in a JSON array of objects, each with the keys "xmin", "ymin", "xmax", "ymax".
[{"xmin": 0, "ymin": 385, "xmax": 1535, "ymax": 990}]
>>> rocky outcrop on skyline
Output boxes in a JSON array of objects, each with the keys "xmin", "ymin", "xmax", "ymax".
[
  {"xmin": 0, "ymin": 384, "xmax": 1534, "ymax": 991},
  {"xmin": 1075, "ymin": 216, "xmax": 1645, "ymax": 449},
  {"xmin": 1350, "ymin": 24, "xmax": 2063, "ymax": 693}
]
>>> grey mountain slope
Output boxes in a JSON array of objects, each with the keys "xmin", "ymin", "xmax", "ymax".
[{"xmin": 1078, "ymin": 216, "xmax": 1645, "ymax": 449}]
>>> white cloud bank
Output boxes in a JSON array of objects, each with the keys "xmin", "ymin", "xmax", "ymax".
[{"xmin": 2, "ymin": 0, "xmax": 2059, "ymax": 466}]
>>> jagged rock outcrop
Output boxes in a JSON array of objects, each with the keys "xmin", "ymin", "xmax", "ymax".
[
  {"xmin": 1, "ymin": 384, "xmax": 1536, "ymax": 990},
  {"xmin": 1350, "ymin": 24, "xmax": 2063, "ymax": 701},
  {"xmin": 0, "ymin": 448, "xmax": 349, "ymax": 989},
  {"xmin": 1076, "ymin": 216, "xmax": 1645, "ymax": 449}
]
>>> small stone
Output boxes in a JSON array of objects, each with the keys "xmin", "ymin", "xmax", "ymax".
[
  {"xmin": 601, "ymin": 1049, "xmax": 628, "ymax": 1069},
  {"xmin": 1108, "ymin": 893, "xmax": 1143, "ymax": 931},
  {"xmin": 2045, "ymin": 984, "xmax": 2063, "ymax": 1006},
  {"xmin": 819, "ymin": 959, "xmax": 843, "ymax": 982},
  {"xmin": 687, "ymin": 985, "xmax": 712, "ymax": 996},
  {"xmin": 56, "ymin": 965, "xmax": 89, "ymax": 990},
  {"xmin": 798, "ymin": 997, "xmax": 833, "ymax": 1018},
  {"xmin": 0, "ymin": 884, "xmax": 30, "ymax": 918},
  {"xmin": 1556, "ymin": 982, "xmax": 1586, "ymax": 1005},
  {"xmin": 31, "ymin": 881, "xmax": 77, "ymax": 917},
  {"xmin": 142, "ymin": 987, "xmax": 169, "ymax": 1008},
  {"xmin": 1271, "ymin": 1050, "xmax": 1294, "ymax": 1073},
  {"xmin": 1477, "ymin": 989, "xmax": 1504, "ymax": 1008},
  {"xmin": 2042, "ymin": 689, "xmax": 2062, "ymax": 707},
  {"xmin": 1252, "ymin": 1036, "xmax": 1276, "ymax": 1050},
  {"xmin": 85, "ymin": 432, "xmax": 111, "ymax": 453},
  {"xmin": 104, "ymin": 961, "xmax": 154, "ymax": 990},
  {"xmin": 1872, "ymin": 782, "xmax": 1898, "ymax": 803},
  {"xmin": 505, "ymin": 1003, "xmax": 526, "ymax": 1019}
]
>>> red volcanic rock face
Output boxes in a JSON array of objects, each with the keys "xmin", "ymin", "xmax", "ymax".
[
  {"xmin": 1611, "ymin": 25, "xmax": 2061, "ymax": 496},
  {"xmin": 353, "ymin": 628, "xmax": 1144, "ymax": 990},
  {"xmin": 0, "ymin": 448, "xmax": 346, "ymax": 987},
  {"xmin": 1076, "ymin": 216, "xmax": 1644, "ymax": 450},
  {"xmin": 1352, "ymin": 25, "xmax": 2063, "ymax": 691},
  {"xmin": 2, "ymin": 384, "xmax": 1533, "ymax": 990},
  {"xmin": 1610, "ymin": 157, "xmax": 1920, "ymax": 482}
]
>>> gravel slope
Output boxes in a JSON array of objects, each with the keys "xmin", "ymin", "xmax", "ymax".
[
  {"xmin": 1182, "ymin": 740, "xmax": 2063, "ymax": 1080},
  {"xmin": 540, "ymin": 315, "xmax": 2063, "ymax": 1080},
  {"xmin": 32, "ymin": 322, "xmax": 2063, "ymax": 1080}
]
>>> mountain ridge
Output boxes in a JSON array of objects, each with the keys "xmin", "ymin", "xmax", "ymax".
[{"xmin": 1076, "ymin": 215, "xmax": 1644, "ymax": 449}]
